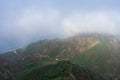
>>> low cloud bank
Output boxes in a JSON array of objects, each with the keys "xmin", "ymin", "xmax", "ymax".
[{"xmin": 0, "ymin": 8, "xmax": 120, "ymax": 52}]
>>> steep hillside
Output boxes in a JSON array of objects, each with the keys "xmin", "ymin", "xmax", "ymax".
[
  {"xmin": 71, "ymin": 40, "xmax": 120, "ymax": 77},
  {"xmin": 0, "ymin": 33, "xmax": 120, "ymax": 79},
  {"xmin": 0, "ymin": 57, "xmax": 15, "ymax": 80},
  {"xmin": 0, "ymin": 34, "xmax": 102, "ymax": 70},
  {"xmin": 1, "ymin": 34, "xmax": 105, "ymax": 61},
  {"xmin": 18, "ymin": 61, "xmax": 103, "ymax": 80}
]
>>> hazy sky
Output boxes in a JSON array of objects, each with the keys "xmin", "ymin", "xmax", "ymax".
[{"xmin": 0, "ymin": 0, "xmax": 120, "ymax": 53}]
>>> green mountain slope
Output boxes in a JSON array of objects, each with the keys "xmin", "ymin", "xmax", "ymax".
[
  {"xmin": 0, "ymin": 57, "xmax": 15, "ymax": 80},
  {"xmin": 71, "ymin": 40, "xmax": 120, "ymax": 77},
  {"xmin": 19, "ymin": 61, "xmax": 103, "ymax": 80},
  {"xmin": 0, "ymin": 33, "xmax": 120, "ymax": 80},
  {"xmin": 0, "ymin": 35, "xmax": 102, "ymax": 73}
]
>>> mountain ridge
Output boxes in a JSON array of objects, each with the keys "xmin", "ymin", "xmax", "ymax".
[{"xmin": 0, "ymin": 33, "xmax": 120, "ymax": 80}]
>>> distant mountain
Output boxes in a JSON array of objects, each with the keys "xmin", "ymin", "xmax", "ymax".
[{"xmin": 0, "ymin": 33, "xmax": 120, "ymax": 80}]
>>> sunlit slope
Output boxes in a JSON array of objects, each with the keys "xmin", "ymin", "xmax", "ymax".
[{"xmin": 71, "ymin": 40, "xmax": 120, "ymax": 76}]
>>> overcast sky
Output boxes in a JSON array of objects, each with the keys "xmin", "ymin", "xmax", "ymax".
[{"xmin": 0, "ymin": 0, "xmax": 120, "ymax": 53}]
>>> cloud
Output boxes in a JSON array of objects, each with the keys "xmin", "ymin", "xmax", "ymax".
[
  {"xmin": 16, "ymin": 8, "xmax": 60, "ymax": 37},
  {"xmin": 1, "ymin": 0, "xmax": 120, "ymax": 52},
  {"xmin": 1, "ymin": 7, "xmax": 120, "ymax": 43},
  {"xmin": 61, "ymin": 11, "xmax": 119, "ymax": 36},
  {"xmin": 1, "ymin": 8, "xmax": 61, "ymax": 40}
]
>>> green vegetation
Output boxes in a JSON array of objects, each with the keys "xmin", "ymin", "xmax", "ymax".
[
  {"xmin": 18, "ymin": 61, "xmax": 100, "ymax": 80},
  {"xmin": 71, "ymin": 41, "xmax": 120, "ymax": 76},
  {"xmin": 0, "ymin": 34, "xmax": 120, "ymax": 80}
]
